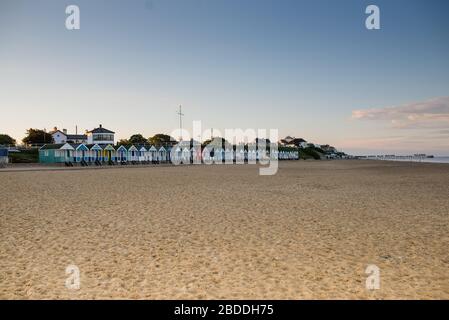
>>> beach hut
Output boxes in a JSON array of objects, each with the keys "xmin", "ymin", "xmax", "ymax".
[
  {"xmin": 127, "ymin": 145, "xmax": 139, "ymax": 162},
  {"xmin": 202, "ymin": 146, "xmax": 212, "ymax": 163},
  {"xmin": 102, "ymin": 144, "xmax": 116, "ymax": 162},
  {"xmin": 0, "ymin": 147, "xmax": 8, "ymax": 166},
  {"xmin": 39, "ymin": 143, "xmax": 75, "ymax": 163},
  {"xmin": 171, "ymin": 146, "xmax": 182, "ymax": 164},
  {"xmin": 182, "ymin": 147, "xmax": 191, "ymax": 163},
  {"xmin": 138, "ymin": 146, "xmax": 147, "ymax": 162},
  {"xmin": 236, "ymin": 148, "xmax": 245, "ymax": 163},
  {"xmin": 270, "ymin": 149, "xmax": 279, "ymax": 160},
  {"xmin": 214, "ymin": 147, "xmax": 224, "ymax": 163},
  {"xmin": 248, "ymin": 149, "xmax": 257, "ymax": 163},
  {"xmin": 191, "ymin": 146, "xmax": 201, "ymax": 163},
  {"xmin": 88, "ymin": 144, "xmax": 103, "ymax": 162},
  {"xmin": 149, "ymin": 146, "xmax": 158, "ymax": 162},
  {"xmin": 73, "ymin": 144, "xmax": 89, "ymax": 163},
  {"xmin": 116, "ymin": 145, "xmax": 128, "ymax": 162},
  {"xmin": 158, "ymin": 146, "xmax": 167, "ymax": 162},
  {"xmin": 225, "ymin": 148, "xmax": 233, "ymax": 163}
]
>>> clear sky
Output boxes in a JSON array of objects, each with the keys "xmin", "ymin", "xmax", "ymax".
[{"xmin": 1, "ymin": 0, "xmax": 448, "ymax": 155}]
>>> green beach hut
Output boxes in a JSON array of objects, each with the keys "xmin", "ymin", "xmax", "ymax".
[{"xmin": 39, "ymin": 143, "xmax": 75, "ymax": 163}]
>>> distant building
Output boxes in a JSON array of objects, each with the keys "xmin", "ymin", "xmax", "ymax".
[
  {"xmin": 86, "ymin": 124, "xmax": 115, "ymax": 145},
  {"xmin": 51, "ymin": 127, "xmax": 87, "ymax": 144},
  {"xmin": 51, "ymin": 124, "xmax": 115, "ymax": 145}
]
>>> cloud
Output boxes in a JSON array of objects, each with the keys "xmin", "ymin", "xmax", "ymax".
[{"xmin": 351, "ymin": 96, "xmax": 449, "ymax": 129}]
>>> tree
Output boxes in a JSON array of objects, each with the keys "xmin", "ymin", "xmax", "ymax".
[
  {"xmin": 22, "ymin": 129, "xmax": 53, "ymax": 145},
  {"xmin": 202, "ymin": 137, "xmax": 230, "ymax": 149},
  {"xmin": 129, "ymin": 134, "xmax": 147, "ymax": 144},
  {"xmin": 0, "ymin": 134, "xmax": 16, "ymax": 146},
  {"xmin": 148, "ymin": 134, "xmax": 177, "ymax": 146},
  {"xmin": 117, "ymin": 139, "xmax": 129, "ymax": 146}
]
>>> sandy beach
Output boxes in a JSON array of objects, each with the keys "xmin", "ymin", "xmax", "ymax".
[{"xmin": 0, "ymin": 160, "xmax": 448, "ymax": 299}]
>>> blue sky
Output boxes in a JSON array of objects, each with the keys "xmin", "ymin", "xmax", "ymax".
[{"xmin": 1, "ymin": 0, "xmax": 448, "ymax": 155}]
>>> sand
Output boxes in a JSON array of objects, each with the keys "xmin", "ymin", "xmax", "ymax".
[{"xmin": 0, "ymin": 160, "xmax": 448, "ymax": 299}]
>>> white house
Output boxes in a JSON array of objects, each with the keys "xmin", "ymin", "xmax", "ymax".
[
  {"xmin": 86, "ymin": 124, "xmax": 115, "ymax": 145},
  {"xmin": 51, "ymin": 127, "xmax": 87, "ymax": 144}
]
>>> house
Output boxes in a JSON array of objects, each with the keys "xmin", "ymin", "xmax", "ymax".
[
  {"xmin": 51, "ymin": 127, "xmax": 87, "ymax": 144},
  {"xmin": 86, "ymin": 124, "xmax": 115, "ymax": 145}
]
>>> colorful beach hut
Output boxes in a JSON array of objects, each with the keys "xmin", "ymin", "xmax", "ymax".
[
  {"xmin": 73, "ymin": 144, "xmax": 89, "ymax": 163},
  {"xmin": 0, "ymin": 147, "xmax": 8, "ymax": 166},
  {"xmin": 88, "ymin": 144, "xmax": 103, "ymax": 162},
  {"xmin": 102, "ymin": 144, "xmax": 116, "ymax": 162},
  {"xmin": 116, "ymin": 145, "xmax": 128, "ymax": 162}
]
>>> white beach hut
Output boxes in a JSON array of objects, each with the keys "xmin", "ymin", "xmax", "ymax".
[
  {"xmin": 139, "ymin": 146, "xmax": 147, "ymax": 162},
  {"xmin": 235, "ymin": 148, "xmax": 244, "ymax": 163},
  {"xmin": 191, "ymin": 146, "xmax": 201, "ymax": 163},
  {"xmin": 158, "ymin": 146, "xmax": 167, "ymax": 162},
  {"xmin": 248, "ymin": 149, "xmax": 257, "ymax": 163},
  {"xmin": 182, "ymin": 147, "xmax": 191, "ymax": 163},
  {"xmin": 148, "ymin": 146, "xmax": 157, "ymax": 162},
  {"xmin": 127, "ymin": 145, "xmax": 139, "ymax": 162},
  {"xmin": 225, "ymin": 148, "xmax": 233, "ymax": 163},
  {"xmin": 202, "ymin": 147, "xmax": 212, "ymax": 163},
  {"xmin": 214, "ymin": 148, "xmax": 224, "ymax": 163},
  {"xmin": 172, "ymin": 145, "xmax": 182, "ymax": 163}
]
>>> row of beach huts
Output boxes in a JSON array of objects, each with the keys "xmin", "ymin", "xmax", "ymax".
[{"xmin": 38, "ymin": 142, "xmax": 299, "ymax": 165}]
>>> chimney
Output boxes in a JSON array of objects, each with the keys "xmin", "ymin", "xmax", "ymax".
[
  {"xmin": 63, "ymin": 129, "xmax": 67, "ymax": 135},
  {"xmin": 99, "ymin": 124, "xmax": 102, "ymax": 128},
  {"xmin": 53, "ymin": 126, "xmax": 58, "ymax": 132}
]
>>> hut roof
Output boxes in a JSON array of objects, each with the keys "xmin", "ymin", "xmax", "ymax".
[
  {"xmin": 40, "ymin": 144, "xmax": 66, "ymax": 150},
  {"xmin": 86, "ymin": 144, "xmax": 103, "ymax": 150}
]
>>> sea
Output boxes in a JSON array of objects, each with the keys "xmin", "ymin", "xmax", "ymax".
[{"xmin": 384, "ymin": 157, "xmax": 449, "ymax": 164}]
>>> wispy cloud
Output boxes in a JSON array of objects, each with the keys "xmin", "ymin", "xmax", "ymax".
[{"xmin": 352, "ymin": 97, "xmax": 449, "ymax": 129}]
